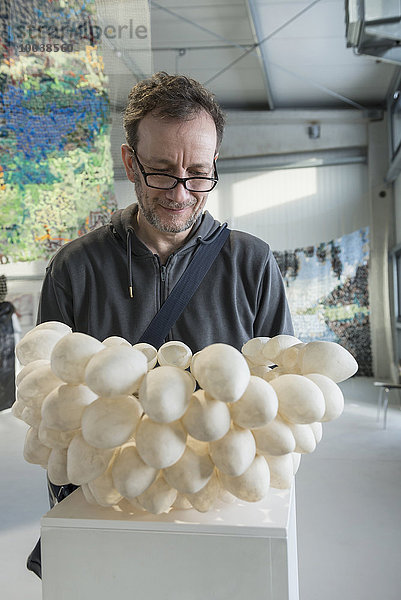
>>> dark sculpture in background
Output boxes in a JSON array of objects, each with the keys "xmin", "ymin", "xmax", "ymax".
[{"xmin": 0, "ymin": 275, "xmax": 17, "ymax": 411}]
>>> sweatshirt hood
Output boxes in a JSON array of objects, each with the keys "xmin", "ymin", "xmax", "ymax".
[
  {"xmin": 109, "ymin": 203, "xmax": 227, "ymax": 299},
  {"xmin": 110, "ymin": 203, "xmax": 223, "ymax": 251}
]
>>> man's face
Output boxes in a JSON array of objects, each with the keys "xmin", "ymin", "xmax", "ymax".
[{"xmin": 127, "ymin": 110, "xmax": 217, "ymax": 234}]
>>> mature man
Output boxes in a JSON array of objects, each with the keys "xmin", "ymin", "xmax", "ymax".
[
  {"xmin": 38, "ymin": 72, "xmax": 293, "ymax": 352},
  {"xmin": 27, "ymin": 72, "xmax": 293, "ymax": 578}
]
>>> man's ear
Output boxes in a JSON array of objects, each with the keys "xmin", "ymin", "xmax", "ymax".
[{"xmin": 121, "ymin": 144, "xmax": 136, "ymax": 183}]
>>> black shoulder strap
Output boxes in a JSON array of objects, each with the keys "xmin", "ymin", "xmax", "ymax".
[{"xmin": 137, "ymin": 225, "xmax": 230, "ymax": 348}]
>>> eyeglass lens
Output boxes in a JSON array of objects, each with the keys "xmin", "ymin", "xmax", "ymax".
[{"xmin": 146, "ymin": 174, "xmax": 216, "ymax": 192}]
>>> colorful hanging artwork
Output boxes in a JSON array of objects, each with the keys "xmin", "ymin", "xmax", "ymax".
[
  {"xmin": 0, "ymin": 0, "xmax": 117, "ymax": 262},
  {"xmin": 274, "ymin": 227, "xmax": 371, "ymax": 376}
]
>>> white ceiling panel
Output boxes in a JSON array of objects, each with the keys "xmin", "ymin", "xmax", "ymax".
[
  {"xmin": 106, "ymin": 0, "xmax": 401, "ymax": 175},
  {"xmin": 151, "ymin": 3, "xmax": 254, "ymax": 46}
]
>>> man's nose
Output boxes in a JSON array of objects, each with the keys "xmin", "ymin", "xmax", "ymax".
[{"xmin": 165, "ymin": 181, "xmax": 191, "ymax": 201}]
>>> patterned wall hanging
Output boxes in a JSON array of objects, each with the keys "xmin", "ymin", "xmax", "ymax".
[
  {"xmin": 0, "ymin": 0, "xmax": 117, "ymax": 262},
  {"xmin": 274, "ymin": 227, "xmax": 371, "ymax": 376}
]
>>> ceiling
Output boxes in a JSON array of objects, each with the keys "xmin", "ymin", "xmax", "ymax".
[{"xmin": 98, "ymin": 0, "xmax": 401, "ymax": 177}]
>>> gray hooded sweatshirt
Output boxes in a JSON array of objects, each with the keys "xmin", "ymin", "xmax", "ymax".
[{"xmin": 38, "ymin": 204, "xmax": 293, "ymax": 352}]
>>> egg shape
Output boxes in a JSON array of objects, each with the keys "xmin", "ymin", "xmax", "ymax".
[
  {"xmin": 191, "ymin": 343, "xmax": 250, "ymax": 403},
  {"xmin": 85, "ymin": 345, "xmax": 148, "ymax": 397},
  {"xmin": 135, "ymin": 416, "xmax": 187, "ymax": 469},
  {"xmin": 181, "ymin": 389, "xmax": 231, "ymax": 441},
  {"xmin": 209, "ymin": 426, "xmax": 256, "ymax": 477},
  {"xmin": 218, "ymin": 454, "xmax": 270, "ymax": 502},
  {"xmin": 230, "ymin": 376, "xmax": 278, "ymax": 429},
  {"xmin": 139, "ymin": 366, "xmax": 193, "ymax": 423},
  {"xmin": 81, "ymin": 395, "xmax": 142, "ymax": 449},
  {"xmin": 111, "ymin": 444, "xmax": 158, "ymax": 498},
  {"xmin": 164, "ymin": 446, "xmax": 214, "ymax": 494},
  {"xmin": 270, "ymin": 374, "xmax": 325, "ymax": 424}
]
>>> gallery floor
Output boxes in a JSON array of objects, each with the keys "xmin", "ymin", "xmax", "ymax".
[{"xmin": 1, "ymin": 376, "xmax": 400, "ymax": 600}]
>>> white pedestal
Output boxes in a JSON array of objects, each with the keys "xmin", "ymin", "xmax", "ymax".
[{"xmin": 41, "ymin": 486, "xmax": 299, "ymax": 600}]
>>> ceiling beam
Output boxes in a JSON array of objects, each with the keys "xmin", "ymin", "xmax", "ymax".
[
  {"xmin": 203, "ymin": 0, "xmax": 322, "ymax": 86},
  {"xmin": 245, "ymin": 0, "xmax": 275, "ymax": 110},
  {"xmin": 218, "ymin": 147, "xmax": 367, "ymax": 173}
]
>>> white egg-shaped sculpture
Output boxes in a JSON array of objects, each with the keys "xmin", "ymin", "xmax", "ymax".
[
  {"xmin": 85, "ymin": 345, "xmax": 147, "ymax": 397},
  {"xmin": 51, "ymin": 332, "xmax": 105, "ymax": 385},
  {"xmin": 241, "ymin": 337, "xmax": 272, "ymax": 366},
  {"xmin": 132, "ymin": 343, "xmax": 158, "ymax": 370},
  {"xmin": 88, "ymin": 462, "xmax": 123, "ymax": 507},
  {"xmin": 292, "ymin": 452, "xmax": 302, "ymax": 475},
  {"xmin": 41, "ymin": 384, "xmax": 97, "ymax": 431},
  {"xmin": 47, "ymin": 448, "xmax": 69, "ymax": 485},
  {"xmin": 125, "ymin": 496, "xmax": 146, "ymax": 512},
  {"xmin": 18, "ymin": 364, "xmax": 62, "ymax": 407},
  {"xmin": 16, "ymin": 359, "xmax": 50, "ymax": 386},
  {"xmin": 248, "ymin": 364, "xmax": 273, "ymax": 378},
  {"xmin": 67, "ymin": 432, "xmax": 114, "ymax": 485},
  {"xmin": 38, "ymin": 421, "xmax": 79, "ymax": 450},
  {"xmin": 135, "ymin": 416, "xmax": 187, "ymax": 469},
  {"xmin": 181, "ymin": 389, "xmax": 231, "ymax": 442},
  {"xmin": 34, "ymin": 321, "xmax": 72, "ymax": 334},
  {"xmin": 286, "ymin": 422, "xmax": 317, "ymax": 454},
  {"xmin": 17, "ymin": 388, "xmax": 29, "ymax": 407},
  {"xmin": 191, "ymin": 343, "xmax": 250, "ymax": 403},
  {"xmin": 263, "ymin": 367, "xmax": 288, "ymax": 382},
  {"xmin": 139, "ymin": 366, "xmax": 193, "ymax": 423},
  {"xmin": 81, "ymin": 395, "xmax": 142, "ymax": 449},
  {"xmin": 252, "ymin": 416, "xmax": 296, "ymax": 456},
  {"xmin": 20, "ymin": 405, "xmax": 42, "ymax": 428},
  {"xmin": 111, "ymin": 444, "xmax": 158, "ymax": 498},
  {"xmin": 310, "ymin": 421, "xmax": 323, "ymax": 444},
  {"xmin": 81, "ymin": 483, "xmax": 97, "ymax": 505},
  {"xmin": 186, "ymin": 471, "xmax": 221, "ymax": 512},
  {"xmin": 261, "ymin": 335, "xmax": 301, "ymax": 363},
  {"xmin": 264, "ymin": 453, "xmax": 294, "ymax": 489},
  {"xmin": 186, "ymin": 435, "xmax": 211, "ymax": 456},
  {"xmin": 16, "ymin": 327, "xmax": 67, "ymax": 366},
  {"xmin": 209, "ymin": 426, "xmax": 256, "ymax": 477},
  {"xmin": 300, "ymin": 341, "xmax": 358, "ymax": 382},
  {"xmin": 164, "ymin": 446, "xmax": 214, "ymax": 494},
  {"xmin": 24, "ymin": 427, "xmax": 51, "ymax": 466},
  {"xmin": 230, "ymin": 376, "xmax": 278, "ymax": 429},
  {"xmin": 137, "ymin": 473, "xmax": 177, "ymax": 514},
  {"xmin": 185, "ymin": 371, "xmax": 197, "ymax": 392},
  {"xmin": 11, "ymin": 398, "xmax": 25, "ymax": 420},
  {"xmin": 219, "ymin": 488, "xmax": 237, "ymax": 504},
  {"xmin": 102, "ymin": 336, "xmax": 132, "ymax": 348},
  {"xmin": 157, "ymin": 341, "xmax": 192, "ymax": 370},
  {"xmin": 271, "ymin": 374, "xmax": 325, "ymax": 424},
  {"xmin": 276, "ymin": 343, "xmax": 306, "ymax": 372},
  {"xmin": 218, "ymin": 454, "xmax": 270, "ymax": 502},
  {"xmin": 305, "ymin": 373, "xmax": 345, "ymax": 421},
  {"xmin": 173, "ymin": 494, "xmax": 193, "ymax": 510}
]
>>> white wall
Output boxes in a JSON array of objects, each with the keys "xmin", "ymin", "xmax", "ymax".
[{"xmin": 208, "ymin": 162, "xmax": 368, "ymax": 251}]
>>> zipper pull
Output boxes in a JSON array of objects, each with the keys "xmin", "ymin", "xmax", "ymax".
[{"xmin": 160, "ymin": 265, "xmax": 167, "ymax": 282}]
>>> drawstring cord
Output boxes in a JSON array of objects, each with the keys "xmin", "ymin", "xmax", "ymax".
[
  {"xmin": 126, "ymin": 222, "xmax": 228, "ymax": 300},
  {"xmin": 127, "ymin": 227, "xmax": 134, "ymax": 298},
  {"xmin": 196, "ymin": 222, "xmax": 228, "ymax": 246}
]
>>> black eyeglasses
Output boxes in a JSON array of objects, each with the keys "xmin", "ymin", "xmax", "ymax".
[{"xmin": 131, "ymin": 148, "xmax": 219, "ymax": 192}]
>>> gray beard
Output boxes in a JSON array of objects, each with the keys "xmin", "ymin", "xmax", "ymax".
[{"xmin": 134, "ymin": 179, "xmax": 202, "ymax": 234}]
